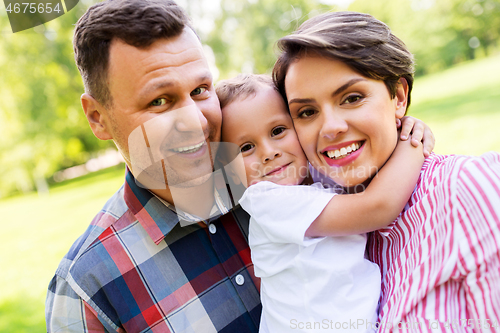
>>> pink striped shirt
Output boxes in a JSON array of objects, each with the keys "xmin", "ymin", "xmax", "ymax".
[{"xmin": 368, "ymin": 152, "xmax": 500, "ymax": 332}]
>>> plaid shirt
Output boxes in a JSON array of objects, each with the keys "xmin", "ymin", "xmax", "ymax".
[{"xmin": 46, "ymin": 168, "xmax": 261, "ymax": 332}]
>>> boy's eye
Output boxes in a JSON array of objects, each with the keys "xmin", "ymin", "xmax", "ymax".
[
  {"xmin": 191, "ymin": 87, "xmax": 207, "ymax": 96},
  {"xmin": 240, "ymin": 143, "xmax": 254, "ymax": 153},
  {"xmin": 342, "ymin": 94, "xmax": 363, "ymax": 104},
  {"xmin": 298, "ymin": 109, "xmax": 316, "ymax": 118},
  {"xmin": 271, "ymin": 126, "xmax": 286, "ymax": 137},
  {"xmin": 151, "ymin": 98, "xmax": 167, "ymax": 107}
]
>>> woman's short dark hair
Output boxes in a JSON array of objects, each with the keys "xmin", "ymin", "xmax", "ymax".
[
  {"xmin": 73, "ymin": 0, "xmax": 193, "ymax": 108},
  {"xmin": 273, "ymin": 11, "xmax": 415, "ymax": 111}
]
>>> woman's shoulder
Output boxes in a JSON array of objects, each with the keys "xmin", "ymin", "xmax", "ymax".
[{"xmin": 418, "ymin": 151, "xmax": 500, "ymax": 191}]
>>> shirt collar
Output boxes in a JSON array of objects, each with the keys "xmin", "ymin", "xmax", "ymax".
[{"xmin": 123, "ymin": 167, "xmax": 232, "ymax": 245}]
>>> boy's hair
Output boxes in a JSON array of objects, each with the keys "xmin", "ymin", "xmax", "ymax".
[
  {"xmin": 73, "ymin": 0, "xmax": 193, "ymax": 108},
  {"xmin": 273, "ymin": 11, "xmax": 415, "ymax": 111},
  {"xmin": 216, "ymin": 74, "xmax": 277, "ymax": 109}
]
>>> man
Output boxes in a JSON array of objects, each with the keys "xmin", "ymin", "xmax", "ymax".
[{"xmin": 46, "ymin": 0, "xmax": 261, "ymax": 331}]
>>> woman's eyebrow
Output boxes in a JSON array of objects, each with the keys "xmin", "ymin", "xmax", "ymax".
[
  {"xmin": 288, "ymin": 97, "xmax": 314, "ymax": 106},
  {"xmin": 331, "ymin": 78, "xmax": 366, "ymax": 98},
  {"xmin": 288, "ymin": 78, "xmax": 367, "ymax": 106}
]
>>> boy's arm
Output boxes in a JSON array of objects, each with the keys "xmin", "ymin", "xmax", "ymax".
[{"xmin": 306, "ymin": 137, "xmax": 424, "ymax": 237}]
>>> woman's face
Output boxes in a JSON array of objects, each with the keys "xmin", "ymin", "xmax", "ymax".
[{"xmin": 285, "ymin": 55, "xmax": 408, "ymax": 189}]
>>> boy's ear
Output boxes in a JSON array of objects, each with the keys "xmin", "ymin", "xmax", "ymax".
[
  {"xmin": 394, "ymin": 77, "xmax": 409, "ymax": 119},
  {"xmin": 81, "ymin": 93, "xmax": 113, "ymax": 140}
]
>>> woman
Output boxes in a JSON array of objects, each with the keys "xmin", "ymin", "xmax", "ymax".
[{"xmin": 273, "ymin": 11, "xmax": 500, "ymax": 331}]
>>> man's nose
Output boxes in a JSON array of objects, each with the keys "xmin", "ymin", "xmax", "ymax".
[
  {"xmin": 174, "ymin": 102, "xmax": 208, "ymax": 134},
  {"xmin": 319, "ymin": 107, "xmax": 348, "ymax": 140}
]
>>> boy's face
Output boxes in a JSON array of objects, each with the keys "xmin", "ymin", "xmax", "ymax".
[{"xmin": 221, "ymin": 86, "xmax": 308, "ymax": 186}]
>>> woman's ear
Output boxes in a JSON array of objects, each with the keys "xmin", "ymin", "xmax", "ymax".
[
  {"xmin": 81, "ymin": 93, "xmax": 113, "ymax": 140},
  {"xmin": 394, "ymin": 78, "xmax": 409, "ymax": 119}
]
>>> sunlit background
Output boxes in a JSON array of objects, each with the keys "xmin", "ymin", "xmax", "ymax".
[{"xmin": 1, "ymin": 0, "xmax": 499, "ymax": 331}]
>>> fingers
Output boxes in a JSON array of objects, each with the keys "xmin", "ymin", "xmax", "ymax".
[
  {"xmin": 422, "ymin": 125, "xmax": 435, "ymax": 158},
  {"xmin": 399, "ymin": 116, "xmax": 435, "ymax": 158},
  {"xmin": 399, "ymin": 116, "xmax": 415, "ymax": 141}
]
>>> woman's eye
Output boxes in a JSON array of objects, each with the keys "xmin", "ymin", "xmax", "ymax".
[
  {"xmin": 151, "ymin": 98, "xmax": 167, "ymax": 107},
  {"xmin": 271, "ymin": 126, "xmax": 286, "ymax": 136},
  {"xmin": 298, "ymin": 109, "xmax": 316, "ymax": 118},
  {"xmin": 191, "ymin": 87, "xmax": 207, "ymax": 96},
  {"xmin": 343, "ymin": 94, "xmax": 362, "ymax": 104},
  {"xmin": 240, "ymin": 143, "xmax": 254, "ymax": 153}
]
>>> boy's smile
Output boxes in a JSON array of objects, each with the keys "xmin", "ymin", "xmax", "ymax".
[{"xmin": 221, "ymin": 86, "xmax": 309, "ymax": 186}]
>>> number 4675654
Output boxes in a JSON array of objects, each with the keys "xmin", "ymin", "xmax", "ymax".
[{"xmin": 5, "ymin": 2, "xmax": 62, "ymax": 14}]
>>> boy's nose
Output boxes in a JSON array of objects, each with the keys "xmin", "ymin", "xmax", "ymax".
[
  {"xmin": 262, "ymin": 142, "xmax": 282, "ymax": 163},
  {"xmin": 264, "ymin": 151, "xmax": 281, "ymax": 163}
]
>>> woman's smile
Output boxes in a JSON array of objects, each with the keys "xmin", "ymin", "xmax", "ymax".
[{"xmin": 285, "ymin": 55, "xmax": 408, "ymax": 187}]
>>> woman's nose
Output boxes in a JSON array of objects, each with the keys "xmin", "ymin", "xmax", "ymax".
[{"xmin": 319, "ymin": 108, "xmax": 348, "ymax": 140}]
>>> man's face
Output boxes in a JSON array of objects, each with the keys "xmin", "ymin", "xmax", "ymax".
[{"xmin": 102, "ymin": 29, "xmax": 222, "ymax": 189}]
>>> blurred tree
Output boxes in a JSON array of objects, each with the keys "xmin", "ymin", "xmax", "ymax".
[
  {"xmin": 206, "ymin": 0, "xmax": 333, "ymax": 79},
  {"xmin": 0, "ymin": 5, "xmax": 112, "ymax": 197},
  {"xmin": 348, "ymin": 0, "xmax": 500, "ymax": 76}
]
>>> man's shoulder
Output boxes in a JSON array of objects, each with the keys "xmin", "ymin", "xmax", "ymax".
[{"xmin": 54, "ymin": 184, "xmax": 133, "ymax": 279}]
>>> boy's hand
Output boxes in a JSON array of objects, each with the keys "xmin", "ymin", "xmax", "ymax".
[{"xmin": 398, "ymin": 116, "xmax": 435, "ymax": 158}]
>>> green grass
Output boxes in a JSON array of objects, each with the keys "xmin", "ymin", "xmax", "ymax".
[
  {"xmin": 410, "ymin": 53, "xmax": 500, "ymax": 155},
  {"xmin": 0, "ymin": 164, "xmax": 125, "ymax": 332},
  {"xmin": 1, "ymin": 54, "xmax": 500, "ymax": 332}
]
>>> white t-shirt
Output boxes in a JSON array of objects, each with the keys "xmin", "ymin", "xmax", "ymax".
[{"xmin": 239, "ymin": 181, "xmax": 380, "ymax": 333}]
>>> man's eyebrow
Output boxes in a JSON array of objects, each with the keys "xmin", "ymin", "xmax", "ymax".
[
  {"xmin": 288, "ymin": 78, "xmax": 367, "ymax": 106},
  {"xmin": 141, "ymin": 72, "xmax": 213, "ymax": 99}
]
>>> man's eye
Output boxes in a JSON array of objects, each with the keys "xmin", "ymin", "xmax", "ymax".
[
  {"xmin": 240, "ymin": 143, "xmax": 254, "ymax": 153},
  {"xmin": 191, "ymin": 87, "xmax": 207, "ymax": 96},
  {"xmin": 343, "ymin": 95, "xmax": 362, "ymax": 104},
  {"xmin": 151, "ymin": 98, "xmax": 167, "ymax": 107},
  {"xmin": 271, "ymin": 126, "xmax": 286, "ymax": 136},
  {"xmin": 298, "ymin": 109, "xmax": 316, "ymax": 118}
]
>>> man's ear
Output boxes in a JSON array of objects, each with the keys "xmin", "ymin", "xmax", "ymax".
[
  {"xmin": 394, "ymin": 77, "xmax": 409, "ymax": 119},
  {"xmin": 81, "ymin": 93, "xmax": 113, "ymax": 140}
]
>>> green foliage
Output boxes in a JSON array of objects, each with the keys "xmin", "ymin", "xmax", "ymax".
[
  {"xmin": 207, "ymin": 0, "xmax": 333, "ymax": 79},
  {"xmin": 348, "ymin": 0, "xmax": 500, "ymax": 76},
  {"xmin": 0, "ymin": 3, "xmax": 113, "ymax": 198},
  {"xmin": 410, "ymin": 54, "xmax": 500, "ymax": 155}
]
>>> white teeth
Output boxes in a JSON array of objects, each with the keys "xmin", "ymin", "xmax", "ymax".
[
  {"xmin": 172, "ymin": 141, "xmax": 204, "ymax": 153},
  {"xmin": 325, "ymin": 142, "xmax": 362, "ymax": 160}
]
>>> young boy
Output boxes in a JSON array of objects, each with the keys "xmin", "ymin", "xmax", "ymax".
[{"xmin": 216, "ymin": 74, "xmax": 429, "ymax": 332}]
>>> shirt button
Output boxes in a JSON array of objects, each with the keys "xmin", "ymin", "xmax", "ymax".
[
  {"xmin": 235, "ymin": 274, "xmax": 245, "ymax": 286},
  {"xmin": 209, "ymin": 224, "xmax": 217, "ymax": 234}
]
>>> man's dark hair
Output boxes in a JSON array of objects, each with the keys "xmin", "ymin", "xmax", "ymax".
[
  {"xmin": 74, "ymin": 0, "xmax": 193, "ymax": 108},
  {"xmin": 273, "ymin": 11, "xmax": 415, "ymax": 112}
]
